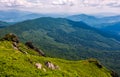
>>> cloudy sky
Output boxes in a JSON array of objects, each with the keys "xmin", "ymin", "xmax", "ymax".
[{"xmin": 0, "ymin": 0, "xmax": 120, "ymax": 14}]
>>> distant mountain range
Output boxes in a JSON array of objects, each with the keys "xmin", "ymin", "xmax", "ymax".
[
  {"xmin": 100, "ymin": 22, "xmax": 120, "ymax": 36},
  {"xmin": 67, "ymin": 14, "xmax": 120, "ymax": 28},
  {"xmin": 92, "ymin": 12, "xmax": 120, "ymax": 18},
  {"xmin": 0, "ymin": 10, "xmax": 46, "ymax": 22},
  {"xmin": 0, "ymin": 10, "xmax": 30, "ymax": 22},
  {"xmin": 1, "ymin": 10, "xmax": 120, "ymax": 25},
  {"xmin": 0, "ymin": 17, "xmax": 120, "ymax": 75},
  {"xmin": 0, "ymin": 10, "xmax": 68, "ymax": 22},
  {"xmin": 67, "ymin": 14, "xmax": 120, "ymax": 40},
  {"xmin": 0, "ymin": 21, "xmax": 10, "ymax": 28}
]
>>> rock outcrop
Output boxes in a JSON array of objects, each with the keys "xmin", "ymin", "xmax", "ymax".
[
  {"xmin": 88, "ymin": 58, "xmax": 103, "ymax": 68},
  {"xmin": 0, "ymin": 33, "xmax": 28, "ymax": 54},
  {"xmin": 1, "ymin": 33, "xmax": 19, "ymax": 43},
  {"xmin": 25, "ymin": 41, "xmax": 45, "ymax": 56}
]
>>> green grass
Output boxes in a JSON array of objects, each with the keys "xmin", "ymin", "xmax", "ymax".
[{"xmin": 0, "ymin": 41, "xmax": 112, "ymax": 77}]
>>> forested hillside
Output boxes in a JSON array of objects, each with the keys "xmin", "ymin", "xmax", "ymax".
[{"xmin": 0, "ymin": 17, "xmax": 120, "ymax": 75}]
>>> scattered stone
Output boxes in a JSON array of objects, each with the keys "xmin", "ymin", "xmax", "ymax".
[
  {"xmin": 35, "ymin": 63, "xmax": 42, "ymax": 69},
  {"xmin": 45, "ymin": 61, "xmax": 59, "ymax": 70}
]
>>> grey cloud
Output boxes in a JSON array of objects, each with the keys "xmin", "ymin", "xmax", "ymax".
[
  {"xmin": 0, "ymin": 0, "xmax": 42, "ymax": 8},
  {"xmin": 81, "ymin": 0, "xmax": 101, "ymax": 7},
  {"xmin": 80, "ymin": 0, "xmax": 120, "ymax": 7},
  {"xmin": 51, "ymin": 0, "xmax": 74, "ymax": 6},
  {"xmin": 106, "ymin": 1, "xmax": 120, "ymax": 7},
  {"xmin": 108, "ymin": 3, "xmax": 120, "ymax": 7}
]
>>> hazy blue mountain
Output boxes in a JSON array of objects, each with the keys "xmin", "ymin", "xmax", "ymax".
[
  {"xmin": 67, "ymin": 14, "xmax": 120, "ymax": 28},
  {"xmin": 67, "ymin": 14, "xmax": 99, "ymax": 26},
  {"xmin": 101, "ymin": 15, "xmax": 120, "ymax": 23},
  {"xmin": 13, "ymin": 13, "xmax": 68, "ymax": 21},
  {"xmin": 0, "ymin": 21, "xmax": 10, "ymax": 28},
  {"xmin": 0, "ymin": 10, "xmax": 31, "ymax": 22},
  {"xmin": 0, "ymin": 10, "xmax": 49, "ymax": 22},
  {"xmin": 101, "ymin": 22, "xmax": 120, "ymax": 36},
  {"xmin": 92, "ymin": 12, "xmax": 119, "ymax": 18},
  {"xmin": 0, "ymin": 10, "xmax": 69, "ymax": 22},
  {"xmin": 14, "ymin": 13, "xmax": 47, "ymax": 22}
]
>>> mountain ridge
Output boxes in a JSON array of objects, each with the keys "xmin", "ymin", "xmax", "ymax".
[
  {"xmin": 67, "ymin": 14, "xmax": 120, "ymax": 28},
  {"xmin": 0, "ymin": 17, "xmax": 120, "ymax": 75}
]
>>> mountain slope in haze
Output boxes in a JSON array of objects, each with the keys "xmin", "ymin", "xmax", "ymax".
[
  {"xmin": 67, "ymin": 14, "xmax": 120, "ymax": 41},
  {"xmin": 0, "ymin": 10, "xmax": 47, "ymax": 22},
  {"xmin": 67, "ymin": 14, "xmax": 99, "ymax": 26},
  {"xmin": 0, "ymin": 10, "xmax": 30, "ymax": 22},
  {"xmin": 67, "ymin": 14, "xmax": 120, "ymax": 28},
  {"xmin": 0, "ymin": 21, "xmax": 10, "ymax": 28},
  {"xmin": 0, "ymin": 10, "xmax": 68, "ymax": 22},
  {"xmin": 17, "ymin": 13, "xmax": 46, "ymax": 21},
  {"xmin": 0, "ymin": 17, "xmax": 120, "ymax": 75},
  {"xmin": 102, "ymin": 15, "xmax": 120, "ymax": 23},
  {"xmin": 101, "ymin": 22, "xmax": 120, "ymax": 35},
  {"xmin": 0, "ymin": 34, "xmax": 114, "ymax": 77}
]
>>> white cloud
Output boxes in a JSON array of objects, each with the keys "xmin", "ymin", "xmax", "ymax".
[
  {"xmin": 52, "ymin": 0, "xmax": 74, "ymax": 6},
  {"xmin": 81, "ymin": 0, "xmax": 120, "ymax": 7},
  {"xmin": 52, "ymin": 0, "xmax": 66, "ymax": 5},
  {"xmin": 0, "ymin": 0, "xmax": 120, "ymax": 8},
  {"xmin": 0, "ymin": 0, "xmax": 120, "ymax": 14},
  {"xmin": 0, "ymin": 0, "xmax": 43, "ymax": 8},
  {"xmin": 82, "ymin": 0, "xmax": 100, "ymax": 6},
  {"xmin": 103, "ymin": 0, "xmax": 120, "ymax": 7}
]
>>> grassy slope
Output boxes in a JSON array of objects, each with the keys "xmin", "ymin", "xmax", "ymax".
[{"xmin": 0, "ymin": 41, "xmax": 112, "ymax": 77}]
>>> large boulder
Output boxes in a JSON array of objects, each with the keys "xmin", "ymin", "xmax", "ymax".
[
  {"xmin": 45, "ymin": 61, "xmax": 59, "ymax": 70},
  {"xmin": 35, "ymin": 63, "xmax": 42, "ymax": 69}
]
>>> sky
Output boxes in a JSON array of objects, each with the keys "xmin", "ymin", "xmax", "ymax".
[{"xmin": 0, "ymin": 0, "xmax": 120, "ymax": 14}]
